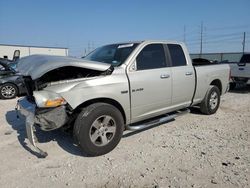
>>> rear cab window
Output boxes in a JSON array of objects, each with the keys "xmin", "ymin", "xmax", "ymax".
[
  {"xmin": 136, "ymin": 44, "xmax": 167, "ymax": 70},
  {"xmin": 240, "ymin": 54, "xmax": 250, "ymax": 63},
  {"xmin": 167, "ymin": 44, "xmax": 187, "ymax": 67}
]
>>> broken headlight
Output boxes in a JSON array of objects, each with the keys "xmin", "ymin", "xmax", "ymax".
[{"xmin": 33, "ymin": 90, "xmax": 66, "ymax": 108}]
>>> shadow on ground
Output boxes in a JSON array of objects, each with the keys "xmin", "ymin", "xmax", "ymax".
[
  {"xmin": 229, "ymin": 84, "xmax": 250, "ymax": 94},
  {"xmin": 7, "ymin": 83, "xmax": 246, "ymax": 158},
  {"xmin": 5, "ymin": 110, "xmax": 83, "ymax": 158}
]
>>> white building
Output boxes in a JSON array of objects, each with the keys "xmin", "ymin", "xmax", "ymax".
[{"xmin": 0, "ymin": 44, "xmax": 68, "ymax": 59}]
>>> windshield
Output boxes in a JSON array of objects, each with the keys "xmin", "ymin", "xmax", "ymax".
[
  {"xmin": 8, "ymin": 62, "xmax": 18, "ymax": 71},
  {"xmin": 84, "ymin": 43, "xmax": 139, "ymax": 66}
]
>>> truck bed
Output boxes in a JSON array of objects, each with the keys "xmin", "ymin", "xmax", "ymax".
[{"xmin": 193, "ymin": 64, "xmax": 230, "ymax": 105}]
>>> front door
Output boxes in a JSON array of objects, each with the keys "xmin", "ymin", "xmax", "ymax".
[{"xmin": 127, "ymin": 44, "xmax": 172, "ymax": 123}]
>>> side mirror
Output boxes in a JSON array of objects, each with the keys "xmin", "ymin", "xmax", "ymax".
[{"xmin": 13, "ymin": 50, "xmax": 20, "ymax": 61}]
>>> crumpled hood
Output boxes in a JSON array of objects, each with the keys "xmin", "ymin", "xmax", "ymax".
[{"xmin": 17, "ymin": 55, "xmax": 111, "ymax": 80}]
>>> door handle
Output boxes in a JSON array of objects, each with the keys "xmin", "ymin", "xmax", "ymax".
[
  {"xmin": 160, "ymin": 74, "xmax": 170, "ymax": 79},
  {"xmin": 185, "ymin": 72, "xmax": 193, "ymax": 76}
]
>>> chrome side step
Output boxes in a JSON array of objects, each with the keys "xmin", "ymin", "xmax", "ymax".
[{"xmin": 126, "ymin": 108, "xmax": 190, "ymax": 131}]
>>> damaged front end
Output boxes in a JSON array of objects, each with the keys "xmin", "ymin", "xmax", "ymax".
[
  {"xmin": 16, "ymin": 98, "xmax": 41, "ymax": 157},
  {"xmin": 17, "ymin": 95, "xmax": 70, "ymax": 158},
  {"xmin": 16, "ymin": 55, "xmax": 114, "ymax": 157},
  {"xmin": 35, "ymin": 106, "xmax": 69, "ymax": 131}
]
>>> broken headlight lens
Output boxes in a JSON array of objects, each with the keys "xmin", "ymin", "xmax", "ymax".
[
  {"xmin": 33, "ymin": 91, "xmax": 66, "ymax": 108},
  {"xmin": 44, "ymin": 98, "xmax": 66, "ymax": 107}
]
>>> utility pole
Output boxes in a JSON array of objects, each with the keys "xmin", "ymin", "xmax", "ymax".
[
  {"xmin": 242, "ymin": 32, "xmax": 246, "ymax": 54},
  {"xmin": 87, "ymin": 42, "xmax": 90, "ymax": 53},
  {"xmin": 200, "ymin": 22, "xmax": 203, "ymax": 57},
  {"xmin": 183, "ymin": 25, "xmax": 186, "ymax": 43}
]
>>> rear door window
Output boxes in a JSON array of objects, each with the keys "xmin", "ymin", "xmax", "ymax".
[{"xmin": 168, "ymin": 44, "xmax": 187, "ymax": 67}]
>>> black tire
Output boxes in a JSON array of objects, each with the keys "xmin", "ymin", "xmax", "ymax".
[
  {"xmin": 0, "ymin": 83, "xmax": 18, "ymax": 99},
  {"xmin": 200, "ymin": 85, "xmax": 220, "ymax": 115},
  {"xmin": 74, "ymin": 103, "xmax": 124, "ymax": 156},
  {"xmin": 229, "ymin": 82, "xmax": 236, "ymax": 90}
]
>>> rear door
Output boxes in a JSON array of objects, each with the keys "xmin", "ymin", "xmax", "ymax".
[
  {"xmin": 128, "ymin": 43, "xmax": 172, "ymax": 123},
  {"xmin": 166, "ymin": 44, "xmax": 195, "ymax": 107}
]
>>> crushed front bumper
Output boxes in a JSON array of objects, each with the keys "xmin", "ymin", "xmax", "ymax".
[{"xmin": 17, "ymin": 97, "xmax": 48, "ymax": 158}]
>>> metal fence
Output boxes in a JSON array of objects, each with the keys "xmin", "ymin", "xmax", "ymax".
[{"xmin": 190, "ymin": 52, "xmax": 244, "ymax": 62}]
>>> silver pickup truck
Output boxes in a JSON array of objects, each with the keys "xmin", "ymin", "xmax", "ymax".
[
  {"xmin": 229, "ymin": 54, "xmax": 250, "ymax": 89},
  {"xmin": 17, "ymin": 40, "xmax": 230, "ymax": 157}
]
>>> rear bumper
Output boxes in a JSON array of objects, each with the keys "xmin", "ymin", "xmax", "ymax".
[{"xmin": 18, "ymin": 97, "xmax": 48, "ymax": 157}]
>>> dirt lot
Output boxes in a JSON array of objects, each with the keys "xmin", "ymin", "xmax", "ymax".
[{"xmin": 0, "ymin": 87, "xmax": 249, "ymax": 188}]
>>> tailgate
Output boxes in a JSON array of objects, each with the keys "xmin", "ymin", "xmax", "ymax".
[{"xmin": 230, "ymin": 64, "xmax": 250, "ymax": 78}]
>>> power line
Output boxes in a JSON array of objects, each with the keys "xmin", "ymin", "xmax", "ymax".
[
  {"xmin": 205, "ymin": 36, "xmax": 242, "ymax": 43},
  {"xmin": 204, "ymin": 32, "xmax": 245, "ymax": 39},
  {"xmin": 206, "ymin": 24, "xmax": 250, "ymax": 31}
]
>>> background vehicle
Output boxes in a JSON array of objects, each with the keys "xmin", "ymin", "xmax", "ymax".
[
  {"xmin": 229, "ymin": 54, "xmax": 250, "ymax": 89},
  {"xmin": 18, "ymin": 40, "xmax": 230, "ymax": 157},
  {"xmin": 192, "ymin": 58, "xmax": 218, "ymax": 66},
  {"xmin": 0, "ymin": 61, "xmax": 26, "ymax": 99},
  {"xmin": 0, "ymin": 50, "xmax": 20, "ymax": 71}
]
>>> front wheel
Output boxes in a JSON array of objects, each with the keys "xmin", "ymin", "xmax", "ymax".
[
  {"xmin": 74, "ymin": 103, "xmax": 124, "ymax": 156},
  {"xmin": 200, "ymin": 85, "xmax": 220, "ymax": 115}
]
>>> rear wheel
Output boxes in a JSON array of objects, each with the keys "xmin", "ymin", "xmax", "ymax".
[
  {"xmin": 74, "ymin": 103, "xmax": 124, "ymax": 156},
  {"xmin": 0, "ymin": 83, "xmax": 18, "ymax": 99},
  {"xmin": 200, "ymin": 85, "xmax": 220, "ymax": 115}
]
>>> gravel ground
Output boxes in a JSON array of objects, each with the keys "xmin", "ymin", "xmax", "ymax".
[{"xmin": 0, "ymin": 87, "xmax": 249, "ymax": 188}]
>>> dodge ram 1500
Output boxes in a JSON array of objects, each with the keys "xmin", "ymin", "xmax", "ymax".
[{"xmin": 17, "ymin": 40, "xmax": 230, "ymax": 157}]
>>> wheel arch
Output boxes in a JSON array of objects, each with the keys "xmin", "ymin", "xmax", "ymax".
[
  {"xmin": 210, "ymin": 79, "xmax": 222, "ymax": 95},
  {"xmin": 73, "ymin": 98, "xmax": 127, "ymax": 124}
]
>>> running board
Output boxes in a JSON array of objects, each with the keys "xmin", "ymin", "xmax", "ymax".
[{"xmin": 126, "ymin": 108, "xmax": 190, "ymax": 131}]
